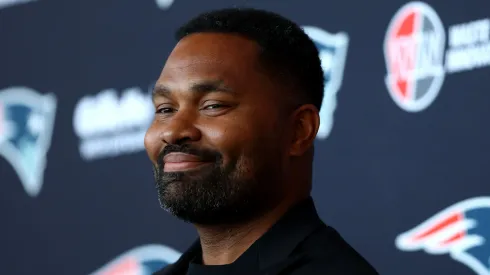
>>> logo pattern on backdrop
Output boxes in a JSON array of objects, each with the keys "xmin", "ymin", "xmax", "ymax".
[
  {"xmin": 303, "ymin": 26, "xmax": 349, "ymax": 140},
  {"xmin": 0, "ymin": 87, "xmax": 57, "ymax": 197},
  {"xmin": 73, "ymin": 86, "xmax": 154, "ymax": 161},
  {"xmin": 384, "ymin": 2, "xmax": 446, "ymax": 112},
  {"xmin": 155, "ymin": 0, "xmax": 174, "ymax": 10},
  {"xmin": 396, "ymin": 197, "xmax": 490, "ymax": 275},
  {"xmin": 0, "ymin": 0, "xmax": 36, "ymax": 10},
  {"xmin": 90, "ymin": 244, "xmax": 181, "ymax": 275},
  {"xmin": 384, "ymin": 1, "xmax": 490, "ymax": 112}
]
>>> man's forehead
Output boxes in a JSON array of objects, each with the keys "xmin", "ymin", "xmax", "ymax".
[
  {"xmin": 159, "ymin": 57, "xmax": 235, "ymax": 85},
  {"xmin": 163, "ymin": 57, "xmax": 225, "ymax": 73},
  {"xmin": 160, "ymin": 34, "xmax": 261, "ymax": 83},
  {"xmin": 167, "ymin": 33, "xmax": 260, "ymax": 65},
  {"xmin": 175, "ymin": 32, "xmax": 259, "ymax": 50}
]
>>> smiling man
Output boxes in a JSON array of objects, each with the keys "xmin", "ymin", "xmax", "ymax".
[{"xmin": 145, "ymin": 8, "xmax": 378, "ymax": 275}]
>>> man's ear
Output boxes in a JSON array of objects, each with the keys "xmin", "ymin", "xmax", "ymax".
[{"xmin": 289, "ymin": 104, "xmax": 320, "ymax": 156}]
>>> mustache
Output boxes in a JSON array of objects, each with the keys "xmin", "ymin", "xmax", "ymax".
[{"xmin": 156, "ymin": 144, "xmax": 222, "ymax": 168}]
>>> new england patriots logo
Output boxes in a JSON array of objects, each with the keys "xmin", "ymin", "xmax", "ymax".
[
  {"xmin": 396, "ymin": 197, "xmax": 490, "ymax": 275},
  {"xmin": 302, "ymin": 26, "xmax": 349, "ymax": 140},
  {"xmin": 0, "ymin": 87, "xmax": 57, "ymax": 197},
  {"xmin": 90, "ymin": 244, "xmax": 181, "ymax": 275}
]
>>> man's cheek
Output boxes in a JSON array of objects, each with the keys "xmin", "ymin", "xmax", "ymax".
[
  {"xmin": 202, "ymin": 122, "xmax": 251, "ymax": 144},
  {"xmin": 144, "ymin": 129, "xmax": 160, "ymax": 162}
]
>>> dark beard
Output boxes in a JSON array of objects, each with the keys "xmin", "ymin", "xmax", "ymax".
[{"xmin": 153, "ymin": 144, "xmax": 277, "ymax": 225}]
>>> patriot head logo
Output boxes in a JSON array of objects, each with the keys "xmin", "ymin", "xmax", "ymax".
[
  {"xmin": 90, "ymin": 244, "xmax": 182, "ymax": 275},
  {"xmin": 0, "ymin": 86, "xmax": 57, "ymax": 197},
  {"xmin": 303, "ymin": 26, "xmax": 349, "ymax": 140},
  {"xmin": 395, "ymin": 197, "xmax": 490, "ymax": 275},
  {"xmin": 155, "ymin": 0, "xmax": 174, "ymax": 10},
  {"xmin": 383, "ymin": 2, "xmax": 446, "ymax": 112}
]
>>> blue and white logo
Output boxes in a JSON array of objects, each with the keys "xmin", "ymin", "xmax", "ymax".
[
  {"xmin": 155, "ymin": 0, "xmax": 174, "ymax": 10},
  {"xmin": 0, "ymin": 0, "xmax": 37, "ymax": 10},
  {"xmin": 0, "ymin": 87, "xmax": 57, "ymax": 197},
  {"xmin": 303, "ymin": 26, "xmax": 349, "ymax": 140},
  {"xmin": 90, "ymin": 244, "xmax": 182, "ymax": 275}
]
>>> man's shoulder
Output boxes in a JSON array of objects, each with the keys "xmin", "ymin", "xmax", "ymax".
[
  {"xmin": 287, "ymin": 225, "xmax": 379, "ymax": 274},
  {"xmin": 284, "ymin": 260, "xmax": 379, "ymax": 275},
  {"xmin": 152, "ymin": 263, "xmax": 174, "ymax": 275},
  {"xmin": 152, "ymin": 225, "xmax": 379, "ymax": 275}
]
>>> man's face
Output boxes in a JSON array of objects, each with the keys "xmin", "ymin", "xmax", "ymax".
[{"xmin": 145, "ymin": 33, "xmax": 291, "ymax": 225}]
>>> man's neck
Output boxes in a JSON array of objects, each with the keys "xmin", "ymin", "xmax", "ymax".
[{"xmin": 194, "ymin": 199, "xmax": 300, "ymax": 266}]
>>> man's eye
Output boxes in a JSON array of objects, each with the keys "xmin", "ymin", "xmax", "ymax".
[
  {"xmin": 156, "ymin": 107, "xmax": 174, "ymax": 114},
  {"xmin": 204, "ymin": 104, "xmax": 225, "ymax": 110}
]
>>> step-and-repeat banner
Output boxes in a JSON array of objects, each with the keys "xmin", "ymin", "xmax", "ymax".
[{"xmin": 1, "ymin": 0, "xmax": 489, "ymax": 274}]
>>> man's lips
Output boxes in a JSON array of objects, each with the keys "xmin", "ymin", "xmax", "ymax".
[{"xmin": 163, "ymin": 153, "xmax": 212, "ymax": 172}]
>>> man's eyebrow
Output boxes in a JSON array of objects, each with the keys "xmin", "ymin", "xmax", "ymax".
[
  {"xmin": 152, "ymin": 80, "xmax": 234, "ymax": 99},
  {"xmin": 152, "ymin": 84, "xmax": 171, "ymax": 99}
]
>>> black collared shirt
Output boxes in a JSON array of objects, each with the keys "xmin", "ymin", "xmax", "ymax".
[{"xmin": 154, "ymin": 197, "xmax": 379, "ymax": 275}]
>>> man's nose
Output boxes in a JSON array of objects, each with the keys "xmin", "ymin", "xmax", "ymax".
[{"xmin": 160, "ymin": 112, "xmax": 201, "ymax": 145}]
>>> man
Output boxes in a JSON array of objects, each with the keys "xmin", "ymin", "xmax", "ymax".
[{"xmin": 145, "ymin": 8, "xmax": 378, "ymax": 275}]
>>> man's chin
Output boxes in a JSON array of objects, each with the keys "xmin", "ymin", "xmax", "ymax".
[
  {"xmin": 164, "ymin": 208, "xmax": 252, "ymax": 225},
  {"xmin": 158, "ymin": 194, "xmax": 266, "ymax": 225},
  {"xmin": 160, "ymin": 167, "xmax": 217, "ymax": 184}
]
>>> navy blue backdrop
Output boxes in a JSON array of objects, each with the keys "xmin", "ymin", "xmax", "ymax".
[{"xmin": 1, "ymin": 0, "xmax": 490, "ymax": 274}]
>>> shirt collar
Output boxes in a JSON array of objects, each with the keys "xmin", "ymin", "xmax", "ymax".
[
  {"xmin": 164, "ymin": 197, "xmax": 322, "ymax": 274},
  {"xmin": 257, "ymin": 196, "xmax": 322, "ymax": 269}
]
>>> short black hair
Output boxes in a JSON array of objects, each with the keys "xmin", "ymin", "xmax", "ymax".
[{"xmin": 175, "ymin": 8, "xmax": 325, "ymax": 111}]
